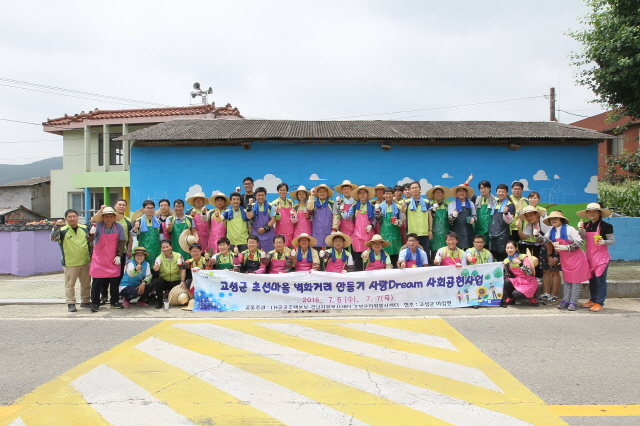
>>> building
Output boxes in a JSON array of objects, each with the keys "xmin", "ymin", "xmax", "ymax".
[
  {"xmin": 570, "ymin": 111, "xmax": 640, "ymax": 179},
  {"xmin": 120, "ymin": 119, "xmax": 608, "ymax": 221},
  {"xmin": 0, "ymin": 206, "xmax": 47, "ymax": 224},
  {"xmin": 0, "ymin": 177, "xmax": 51, "ymax": 217},
  {"xmin": 42, "ymin": 103, "xmax": 242, "ymax": 221}
]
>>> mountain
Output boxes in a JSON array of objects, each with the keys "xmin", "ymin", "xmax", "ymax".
[{"xmin": 0, "ymin": 157, "xmax": 63, "ymax": 185}]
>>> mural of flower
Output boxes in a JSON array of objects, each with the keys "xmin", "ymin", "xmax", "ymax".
[{"xmin": 476, "ymin": 287, "xmax": 487, "ymax": 298}]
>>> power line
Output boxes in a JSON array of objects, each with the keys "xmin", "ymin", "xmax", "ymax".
[
  {"xmin": 557, "ymin": 109, "xmax": 592, "ymax": 118},
  {"xmin": 0, "ymin": 77, "xmax": 174, "ymax": 108}
]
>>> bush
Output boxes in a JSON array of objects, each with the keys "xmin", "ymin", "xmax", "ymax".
[{"xmin": 599, "ymin": 180, "xmax": 640, "ymax": 217}]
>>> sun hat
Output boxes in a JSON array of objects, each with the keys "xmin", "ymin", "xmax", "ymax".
[
  {"xmin": 182, "ymin": 298, "xmax": 195, "ymax": 311},
  {"xmin": 186, "ymin": 192, "xmax": 208, "ymax": 207},
  {"xmin": 155, "ymin": 208, "xmax": 176, "ymax": 217},
  {"xmin": 292, "ymin": 232, "xmax": 318, "ymax": 247},
  {"xmin": 525, "ymin": 248, "xmax": 539, "ymax": 276},
  {"xmin": 372, "ymin": 183, "xmax": 386, "ymax": 193},
  {"xmin": 290, "ymin": 185, "xmax": 311, "ymax": 201},
  {"xmin": 132, "ymin": 247, "xmax": 148, "ymax": 257},
  {"xmin": 426, "ymin": 185, "xmax": 452, "ymax": 200},
  {"xmin": 208, "ymin": 191, "xmax": 231, "ymax": 207},
  {"xmin": 312, "ymin": 183, "xmax": 334, "ymax": 198},
  {"xmin": 354, "ymin": 185, "xmax": 375, "ymax": 200},
  {"xmin": 364, "ymin": 234, "xmax": 391, "ymax": 248},
  {"xmin": 450, "ymin": 184, "xmax": 475, "ymax": 198},
  {"xmin": 93, "ymin": 206, "xmax": 124, "ymax": 222},
  {"xmin": 168, "ymin": 285, "xmax": 191, "ymax": 306},
  {"xmin": 325, "ymin": 231, "xmax": 352, "ymax": 248},
  {"xmin": 179, "ymin": 230, "xmax": 197, "ymax": 253},
  {"xmin": 576, "ymin": 202, "xmax": 612, "ymax": 219},
  {"xmin": 334, "ymin": 180, "xmax": 358, "ymax": 193},
  {"xmin": 518, "ymin": 205, "xmax": 543, "ymax": 221},
  {"xmin": 542, "ymin": 210, "xmax": 569, "ymax": 226}
]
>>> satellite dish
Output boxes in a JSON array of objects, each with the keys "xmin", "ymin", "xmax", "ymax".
[
  {"xmin": 207, "ymin": 87, "xmax": 213, "ymax": 95},
  {"xmin": 193, "ymin": 82, "xmax": 201, "ymax": 90}
]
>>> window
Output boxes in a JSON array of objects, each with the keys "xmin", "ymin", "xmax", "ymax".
[
  {"xmin": 69, "ymin": 193, "xmax": 84, "ymax": 212},
  {"xmin": 609, "ymin": 135, "xmax": 624, "ymax": 156},
  {"xmin": 92, "ymin": 192, "xmax": 119, "ymax": 211},
  {"xmin": 98, "ymin": 133, "xmax": 123, "ymax": 165}
]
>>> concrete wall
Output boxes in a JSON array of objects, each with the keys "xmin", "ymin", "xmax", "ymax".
[
  {"xmin": 129, "ymin": 141, "xmax": 599, "ymax": 209},
  {"xmin": 603, "ymin": 217, "xmax": 640, "ymax": 261},
  {"xmin": 0, "ymin": 229, "xmax": 63, "ymax": 276},
  {"xmin": 31, "ymin": 182, "xmax": 51, "ymax": 217},
  {"xmin": 0, "ymin": 186, "xmax": 32, "ymax": 208}
]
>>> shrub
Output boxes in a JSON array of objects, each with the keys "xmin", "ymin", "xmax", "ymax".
[{"xmin": 599, "ymin": 180, "xmax": 640, "ymax": 217}]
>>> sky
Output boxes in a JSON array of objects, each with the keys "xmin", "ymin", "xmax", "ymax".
[{"xmin": 0, "ymin": 0, "xmax": 604, "ymax": 165}]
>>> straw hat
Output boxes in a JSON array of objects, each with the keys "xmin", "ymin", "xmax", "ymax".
[
  {"xmin": 186, "ymin": 192, "xmax": 208, "ymax": 207},
  {"xmin": 208, "ymin": 191, "xmax": 231, "ymax": 207},
  {"xmin": 426, "ymin": 185, "xmax": 452, "ymax": 200},
  {"xmin": 179, "ymin": 230, "xmax": 197, "ymax": 253},
  {"xmin": 325, "ymin": 231, "xmax": 352, "ymax": 248},
  {"xmin": 155, "ymin": 208, "xmax": 175, "ymax": 217},
  {"xmin": 542, "ymin": 210, "xmax": 569, "ymax": 226},
  {"xmin": 372, "ymin": 183, "xmax": 386, "ymax": 193},
  {"xmin": 451, "ymin": 184, "xmax": 475, "ymax": 198},
  {"xmin": 132, "ymin": 246, "xmax": 148, "ymax": 257},
  {"xmin": 292, "ymin": 232, "xmax": 318, "ymax": 247},
  {"xmin": 365, "ymin": 234, "xmax": 391, "ymax": 248},
  {"xmin": 290, "ymin": 185, "xmax": 311, "ymax": 201},
  {"xmin": 576, "ymin": 202, "xmax": 612, "ymax": 219},
  {"xmin": 334, "ymin": 180, "xmax": 358, "ymax": 193},
  {"xmin": 518, "ymin": 205, "xmax": 543, "ymax": 221},
  {"xmin": 93, "ymin": 206, "xmax": 124, "ymax": 222},
  {"xmin": 182, "ymin": 298, "xmax": 195, "ymax": 311},
  {"xmin": 131, "ymin": 208, "xmax": 144, "ymax": 222},
  {"xmin": 168, "ymin": 285, "xmax": 191, "ymax": 306},
  {"xmin": 354, "ymin": 185, "xmax": 375, "ymax": 200},
  {"xmin": 312, "ymin": 183, "xmax": 334, "ymax": 198}
]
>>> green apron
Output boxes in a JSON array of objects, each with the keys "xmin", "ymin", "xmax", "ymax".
[
  {"xmin": 169, "ymin": 217, "xmax": 191, "ymax": 260},
  {"xmin": 137, "ymin": 217, "xmax": 161, "ymax": 264},
  {"xmin": 475, "ymin": 201, "xmax": 492, "ymax": 244},
  {"xmin": 430, "ymin": 205, "xmax": 450, "ymax": 251},
  {"xmin": 380, "ymin": 205, "xmax": 402, "ymax": 255},
  {"xmin": 215, "ymin": 253, "xmax": 234, "ymax": 270}
]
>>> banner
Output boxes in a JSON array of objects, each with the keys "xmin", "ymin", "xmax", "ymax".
[{"xmin": 192, "ymin": 262, "xmax": 505, "ymax": 311}]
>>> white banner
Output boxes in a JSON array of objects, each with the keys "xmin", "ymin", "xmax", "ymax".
[{"xmin": 192, "ymin": 262, "xmax": 505, "ymax": 311}]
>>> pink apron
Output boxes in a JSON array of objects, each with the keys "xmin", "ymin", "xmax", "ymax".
[
  {"xmin": 585, "ymin": 223, "xmax": 610, "ymax": 277},
  {"xmin": 90, "ymin": 230, "xmax": 120, "ymax": 278},
  {"xmin": 557, "ymin": 237, "xmax": 591, "ymax": 283},
  {"xmin": 352, "ymin": 207, "xmax": 374, "ymax": 252},
  {"xmin": 365, "ymin": 257, "xmax": 385, "ymax": 271},
  {"xmin": 269, "ymin": 253, "xmax": 287, "ymax": 273},
  {"xmin": 508, "ymin": 257, "xmax": 538, "ymax": 298},
  {"xmin": 325, "ymin": 250, "xmax": 346, "ymax": 273},
  {"xmin": 293, "ymin": 207, "xmax": 312, "ymax": 239},
  {"xmin": 191, "ymin": 209, "xmax": 210, "ymax": 252},
  {"xmin": 404, "ymin": 250, "xmax": 424, "ymax": 268},
  {"xmin": 207, "ymin": 209, "xmax": 227, "ymax": 254},
  {"xmin": 441, "ymin": 250, "xmax": 462, "ymax": 266},
  {"xmin": 338, "ymin": 201, "xmax": 355, "ymax": 238},
  {"xmin": 276, "ymin": 202, "xmax": 294, "ymax": 247},
  {"xmin": 295, "ymin": 250, "xmax": 313, "ymax": 271}
]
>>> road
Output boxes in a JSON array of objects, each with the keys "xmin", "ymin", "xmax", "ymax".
[{"xmin": 1, "ymin": 300, "xmax": 640, "ymax": 425}]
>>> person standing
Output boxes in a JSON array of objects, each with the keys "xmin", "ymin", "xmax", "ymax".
[
  {"xmin": 239, "ymin": 176, "xmax": 255, "ymax": 209},
  {"xmin": 426, "ymin": 185, "xmax": 451, "ymax": 263},
  {"xmin": 251, "ymin": 187, "xmax": 277, "ymax": 252},
  {"xmin": 307, "ymin": 184, "xmax": 335, "ymax": 249},
  {"xmin": 577, "ymin": 203, "xmax": 615, "ymax": 312},
  {"xmin": 213, "ymin": 192, "xmax": 254, "ymax": 252},
  {"xmin": 132, "ymin": 200, "xmax": 162, "ymax": 264},
  {"xmin": 166, "ymin": 199, "xmax": 197, "ymax": 261},
  {"xmin": 347, "ymin": 185, "xmax": 377, "ymax": 270},
  {"xmin": 376, "ymin": 187, "xmax": 405, "ymax": 267},
  {"xmin": 51, "ymin": 209, "xmax": 92, "ymax": 312},
  {"xmin": 474, "ymin": 180, "xmax": 495, "ymax": 244},
  {"xmin": 291, "ymin": 186, "xmax": 313, "ymax": 240},
  {"xmin": 186, "ymin": 192, "xmax": 210, "ymax": 253},
  {"xmin": 487, "ymin": 184, "xmax": 515, "ymax": 261},
  {"xmin": 205, "ymin": 192, "xmax": 230, "ymax": 254},
  {"xmin": 271, "ymin": 183, "xmax": 295, "ymax": 247},
  {"xmin": 510, "ymin": 181, "xmax": 529, "ymax": 243},
  {"xmin": 332, "ymin": 180, "xmax": 358, "ymax": 247},
  {"xmin": 89, "ymin": 207, "xmax": 126, "ymax": 312},
  {"xmin": 404, "ymin": 181, "xmax": 432, "ymax": 259},
  {"xmin": 448, "ymin": 184, "xmax": 477, "ymax": 250}
]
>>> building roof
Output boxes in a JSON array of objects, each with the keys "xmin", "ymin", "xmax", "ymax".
[
  {"xmin": 42, "ymin": 104, "xmax": 243, "ymax": 135},
  {"xmin": 0, "ymin": 176, "xmax": 50, "ymax": 187},
  {"xmin": 0, "ymin": 205, "xmax": 46, "ymax": 218},
  {"xmin": 570, "ymin": 110, "xmax": 640, "ymax": 133},
  {"xmin": 118, "ymin": 119, "xmax": 610, "ymax": 147}
]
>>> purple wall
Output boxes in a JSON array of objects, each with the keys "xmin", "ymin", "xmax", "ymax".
[{"xmin": 0, "ymin": 230, "xmax": 63, "ymax": 276}]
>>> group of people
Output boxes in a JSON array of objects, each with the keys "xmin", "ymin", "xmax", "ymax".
[{"xmin": 52, "ymin": 175, "xmax": 614, "ymax": 313}]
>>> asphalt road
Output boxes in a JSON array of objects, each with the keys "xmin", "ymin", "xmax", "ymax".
[{"xmin": 2, "ymin": 300, "xmax": 640, "ymax": 425}]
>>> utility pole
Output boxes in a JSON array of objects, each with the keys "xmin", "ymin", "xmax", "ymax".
[{"xmin": 550, "ymin": 87, "xmax": 557, "ymax": 122}]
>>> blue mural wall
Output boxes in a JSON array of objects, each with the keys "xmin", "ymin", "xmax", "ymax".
[{"xmin": 129, "ymin": 141, "xmax": 599, "ymax": 208}]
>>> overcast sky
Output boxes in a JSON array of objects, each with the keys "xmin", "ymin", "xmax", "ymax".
[{"xmin": 0, "ymin": 0, "xmax": 603, "ymax": 165}]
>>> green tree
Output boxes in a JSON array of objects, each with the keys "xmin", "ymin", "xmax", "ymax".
[{"xmin": 568, "ymin": 0, "xmax": 640, "ymax": 120}]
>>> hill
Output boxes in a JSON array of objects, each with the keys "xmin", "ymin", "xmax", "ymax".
[{"xmin": 0, "ymin": 157, "xmax": 63, "ymax": 185}]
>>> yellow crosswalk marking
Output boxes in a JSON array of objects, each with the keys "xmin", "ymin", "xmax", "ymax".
[{"xmin": 5, "ymin": 318, "xmax": 629, "ymax": 426}]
